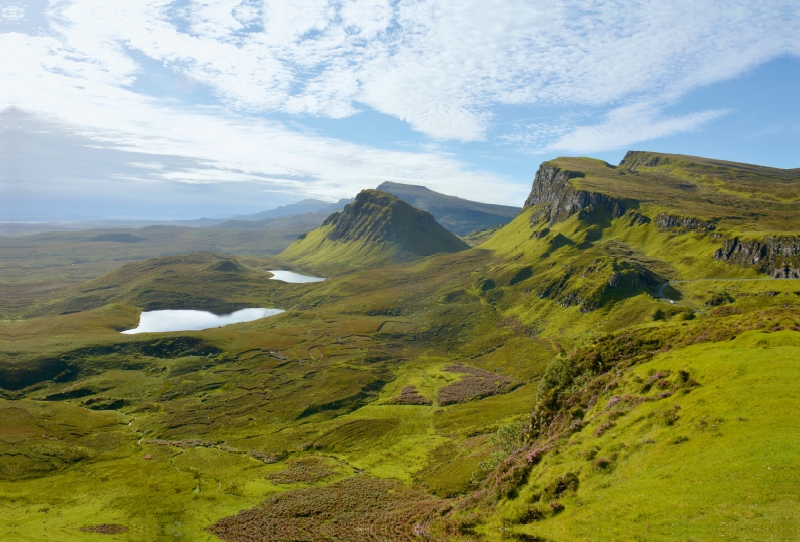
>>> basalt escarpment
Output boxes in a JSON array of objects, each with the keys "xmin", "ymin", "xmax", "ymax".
[
  {"xmin": 321, "ymin": 189, "xmax": 467, "ymax": 255},
  {"xmin": 656, "ymin": 213, "xmax": 715, "ymax": 231},
  {"xmin": 376, "ymin": 181, "xmax": 520, "ymax": 235},
  {"xmin": 281, "ymin": 189, "xmax": 469, "ymax": 270},
  {"xmin": 524, "ymin": 163, "xmax": 627, "ymax": 226},
  {"xmin": 714, "ymin": 236, "xmax": 800, "ymax": 278}
]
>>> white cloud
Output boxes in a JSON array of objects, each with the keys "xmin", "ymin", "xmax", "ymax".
[
  {"xmin": 544, "ymin": 102, "xmax": 730, "ymax": 154},
  {"xmin": 0, "ymin": 32, "xmax": 525, "ymax": 207},
  {"xmin": 1, "ymin": 0, "xmax": 798, "ymax": 219},
  {"xmin": 30, "ymin": 0, "xmax": 798, "ymax": 142},
  {"xmin": 2, "ymin": 5, "xmax": 25, "ymax": 21}
]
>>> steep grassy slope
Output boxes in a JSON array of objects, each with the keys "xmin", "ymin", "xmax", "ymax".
[
  {"xmin": 493, "ymin": 329, "xmax": 800, "ymax": 541},
  {"xmin": 1, "ymin": 151, "xmax": 798, "ymax": 541},
  {"xmin": 419, "ymin": 151, "xmax": 800, "ymax": 539},
  {"xmin": 377, "ymin": 181, "xmax": 520, "ymax": 235},
  {"xmin": 280, "ymin": 189, "xmax": 469, "ymax": 273}
]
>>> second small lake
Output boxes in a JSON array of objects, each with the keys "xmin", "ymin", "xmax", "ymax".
[
  {"xmin": 121, "ymin": 308, "xmax": 284, "ymax": 334},
  {"xmin": 268, "ymin": 270, "xmax": 326, "ymax": 283}
]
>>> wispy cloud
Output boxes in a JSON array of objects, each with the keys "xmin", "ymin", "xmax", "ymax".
[
  {"xmin": 1, "ymin": 0, "xmax": 798, "ymax": 219},
  {"xmin": 503, "ymin": 102, "xmax": 731, "ymax": 154},
  {"xmin": 31, "ymin": 0, "xmax": 800, "ymax": 141}
]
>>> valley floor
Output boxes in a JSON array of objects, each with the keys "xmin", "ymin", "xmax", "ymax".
[{"xmin": 2, "ymin": 153, "xmax": 800, "ymax": 540}]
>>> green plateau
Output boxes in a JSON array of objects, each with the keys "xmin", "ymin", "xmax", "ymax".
[{"xmin": 1, "ymin": 151, "xmax": 799, "ymax": 541}]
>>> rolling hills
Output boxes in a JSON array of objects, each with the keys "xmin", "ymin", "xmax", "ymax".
[{"xmin": 0, "ymin": 151, "xmax": 798, "ymax": 541}]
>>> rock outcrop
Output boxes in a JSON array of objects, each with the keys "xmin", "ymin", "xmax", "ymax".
[
  {"xmin": 376, "ymin": 181, "xmax": 520, "ymax": 236},
  {"xmin": 321, "ymin": 190, "xmax": 469, "ymax": 255},
  {"xmin": 714, "ymin": 236, "xmax": 800, "ymax": 278},
  {"xmin": 524, "ymin": 163, "xmax": 626, "ymax": 225},
  {"xmin": 656, "ymin": 213, "xmax": 715, "ymax": 231},
  {"xmin": 534, "ymin": 257, "xmax": 663, "ymax": 313},
  {"xmin": 280, "ymin": 190, "xmax": 469, "ymax": 271}
]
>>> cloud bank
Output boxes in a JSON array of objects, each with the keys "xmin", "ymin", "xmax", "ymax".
[{"xmin": 1, "ymin": 0, "xmax": 797, "ymax": 218}]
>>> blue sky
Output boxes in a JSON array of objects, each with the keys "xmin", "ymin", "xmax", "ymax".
[{"xmin": 0, "ymin": 0, "xmax": 798, "ymax": 221}]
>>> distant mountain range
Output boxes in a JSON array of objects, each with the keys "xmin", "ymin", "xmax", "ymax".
[
  {"xmin": 0, "ymin": 184, "xmax": 517, "ymax": 239},
  {"xmin": 225, "ymin": 198, "xmax": 354, "ymax": 222},
  {"xmin": 376, "ymin": 181, "xmax": 520, "ymax": 235},
  {"xmin": 0, "ymin": 199, "xmax": 354, "ymax": 236}
]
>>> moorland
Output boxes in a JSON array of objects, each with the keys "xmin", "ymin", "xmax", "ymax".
[{"xmin": 1, "ymin": 151, "xmax": 799, "ymax": 541}]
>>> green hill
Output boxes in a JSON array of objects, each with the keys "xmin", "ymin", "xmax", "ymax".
[
  {"xmin": 2, "ymin": 151, "xmax": 799, "ymax": 541},
  {"xmin": 376, "ymin": 181, "xmax": 520, "ymax": 235},
  {"xmin": 279, "ymin": 189, "xmax": 470, "ymax": 272}
]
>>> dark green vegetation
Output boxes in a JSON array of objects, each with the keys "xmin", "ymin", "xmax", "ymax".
[
  {"xmin": 1, "ymin": 151, "xmax": 799, "ymax": 541},
  {"xmin": 377, "ymin": 181, "xmax": 520, "ymax": 235}
]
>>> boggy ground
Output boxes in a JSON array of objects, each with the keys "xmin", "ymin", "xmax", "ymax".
[
  {"xmin": 0, "ymin": 249, "xmax": 557, "ymax": 541},
  {"xmin": 2, "ymin": 152, "xmax": 799, "ymax": 541}
]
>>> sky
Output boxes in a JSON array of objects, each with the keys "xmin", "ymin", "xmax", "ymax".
[{"xmin": 0, "ymin": 0, "xmax": 798, "ymax": 221}]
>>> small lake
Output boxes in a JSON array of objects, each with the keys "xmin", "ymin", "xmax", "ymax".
[
  {"xmin": 121, "ymin": 308, "xmax": 284, "ymax": 334},
  {"xmin": 268, "ymin": 270, "xmax": 326, "ymax": 283}
]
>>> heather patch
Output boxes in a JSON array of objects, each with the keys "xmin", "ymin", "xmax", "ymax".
[
  {"xmin": 438, "ymin": 364, "xmax": 515, "ymax": 405},
  {"xmin": 78, "ymin": 524, "xmax": 129, "ymax": 534},
  {"xmin": 267, "ymin": 457, "xmax": 337, "ymax": 485},
  {"xmin": 208, "ymin": 476, "xmax": 450, "ymax": 542},
  {"xmin": 389, "ymin": 385, "xmax": 432, "ymax": 406}
]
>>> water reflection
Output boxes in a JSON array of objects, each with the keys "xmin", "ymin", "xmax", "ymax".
[
  {"xmin": 121, "ymin": 308, "xmax": 284, "ymax": 334},
  {"xmin": 268, "ymin": 270, "xmax": 325, "ymax": 283}
]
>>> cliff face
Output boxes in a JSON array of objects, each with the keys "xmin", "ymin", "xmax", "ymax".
[
  {"xmin": 280, "ymin": 189, "xmax": 469, "ymax": 271},
  {"xmin": 524, "ymin": 163, "xmax": 626, "ymax": 225},
  {"xmin": 322, "ymin": 190, "xmax": 469, "ymax": 255},
  {"xmin": 376, "ymin": 181, "xmax": 520, "ymax": 236},
  {"xmin": 323, "ymin": 190, "xmax": 407, "ymax": 244},
  {"xmin": 656, "ymin": 213, "xmax": 715, "ymax": 231},
  {"xmin": 714, "ymin": 236, "xmax": 800, "ymax": 278}
]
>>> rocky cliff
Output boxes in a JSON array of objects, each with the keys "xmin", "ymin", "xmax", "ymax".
[
  {"xmin": 376, "ymin": 181, "xmax": 520, "ymax": 236},
  {"xmin": 655, "ymin": 213, "xmax": 716, "ymax": 231},
  {"xmin": 524, "ymin": 163, "xmax": 627, "ymax": 225},
  {"xmin": 322, "ymin": 190, "xmax": 469, "ymax": 255},
  {"xmin": 714, "ymin": 236, "xmax": 800, "ymax": 278},
  {"xmin": 280, "ymin": 190, "xmax": 469, "ymax": 271}
]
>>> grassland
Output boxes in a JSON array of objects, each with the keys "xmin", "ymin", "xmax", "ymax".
[
  {"xmin": 0, "ymin": 217, "xmax": 322, "ymax": 319},
  {"xmin": 1, "ymin": 151, "xmax": 798, "ymax": 541},
  {"xmin": 498, "ymin": 330, "xmax": 800, "ymax": 541}
]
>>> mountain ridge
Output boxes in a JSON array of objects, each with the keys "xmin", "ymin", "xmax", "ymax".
[
  {"xmin": 227, "ymin": 198, "xmax": 353, "ymax": 221},
  {"xmin": 279, "ymin": 189, "xmax": 469, "ymax": 272},
  {"xmin": 376, "ymin": 181, "xmax": 520, "ymax": 235}
]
